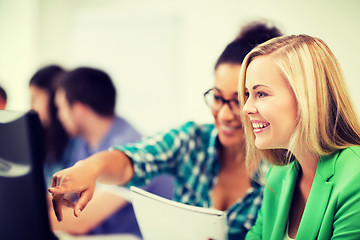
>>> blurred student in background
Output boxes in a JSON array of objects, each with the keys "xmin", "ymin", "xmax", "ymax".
[
  {"xmin": 0, "ymin": 86, "xmax": 7, "ymax": 110},
  {"xmin": 49, "ymin": 21, "xmax": 282, "ymax": 240},
  {"xmin": 51, "ymin": 67, "xmax": 174, "ymax": 237},
  {"xmin": 29, "ymin": 65, "xmax": 73, "ymax": 185}
]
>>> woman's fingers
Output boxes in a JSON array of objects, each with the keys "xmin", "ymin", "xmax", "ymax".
[
  {"xmin": 52, "ymin": 194, "xmax": 64, "ymax": 222},
  {"xmin": 73, "ymin": 189, "xmax": 94, "ymax": 217},
  {"xmin": 49, "ymin": 173, "xmax": 76, "ymax": 195},
  {"xmin": 48, "ymin": 164, "xmax": 97, "ymax": 220},
  {"xmin": 61, "ymin": 198, "xmax": 76, "ymax": 209},
  {"xmin": 49, "ymin": 173, "xmax": 79, "ymax": 221},
  {"xmin": 51, "ymin": 193, "xmax": 79, "ymax": 221},
  {"xmin": 48, "ymin": 184, "xmax": 67, "ymax": 195},
  {"xmin": 51, "ymin": 171, "xmax": 66, "ymax": 188}
]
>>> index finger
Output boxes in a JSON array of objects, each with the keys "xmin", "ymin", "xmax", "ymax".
[
  {"xmin": 51, "ymin": 172, "xmax": 64, "ymax": 188},
  {"xmin": 48, "ymin": 184, "xmax": 69, "ymax": 195},
  {"xmin": 52, "ymin": 193, "xmax": 64, "ymax": 222}
]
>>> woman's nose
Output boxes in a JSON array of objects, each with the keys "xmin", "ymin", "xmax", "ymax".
[
  {"xmin": 217, "ymin": 102, "xmax": 235, "ymax": 120},
  {"xmin": 242, "ymin": 98, "xmax": 256, "ymax": 115}
]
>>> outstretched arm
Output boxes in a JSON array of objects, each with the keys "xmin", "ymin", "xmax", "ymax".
[{"xmin": 48, "ymin": 149, "xmax": 134, "ymax": 221}]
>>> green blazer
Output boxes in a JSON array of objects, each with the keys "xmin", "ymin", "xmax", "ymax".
[{"xmin": 245, "ymin": 146, "xmax": 360, "ymax": 240}]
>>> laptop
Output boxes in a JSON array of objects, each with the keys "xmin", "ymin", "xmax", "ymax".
[
  {"xmin": 0, "ymin": 110, "xmax": 57, "ymax": 240},
  {"xmin": 130, "ymin": 186, "xmax": 228, "ymax": 240}
]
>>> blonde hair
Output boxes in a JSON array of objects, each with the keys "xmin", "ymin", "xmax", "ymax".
[{"xmin": 239, "ymin": 35, "xmax": 360, "ymax": 172}]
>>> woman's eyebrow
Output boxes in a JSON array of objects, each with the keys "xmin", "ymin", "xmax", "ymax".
[
  {"xmin": 214, "ymin": 87, "xmax": 238, "ymax": 98},
  {"xmin": 252, "ymin": 84, "xmax": 270, "ymax": 90},
  {"xmin": 213, "ymin": 87, "xmax": 222, "ymax": 93}
]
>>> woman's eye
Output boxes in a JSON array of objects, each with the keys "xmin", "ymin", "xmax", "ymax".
[
  {"xmin": 257, "ymin": 91, "xmax": 267, "ymax": 98},
  {"xmin": 214, "ymin": 95, "xmax": 222, "ymax": 102},
  {"xmin": 244, "ymin": 91, "xmax": 249, "ymax": 99}
]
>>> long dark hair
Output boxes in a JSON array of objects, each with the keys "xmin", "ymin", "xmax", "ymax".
[{"xmin": 29, "ymin": 65, "xmax": 69, "ymax": 162}]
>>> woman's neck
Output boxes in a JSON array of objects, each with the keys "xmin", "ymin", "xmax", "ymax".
[
  {"xmin": 287, "ymin": 149, "xmax": 320, "ymax": 238},
  {"xmin": 293, "ymin": 150, "xmax": 319, "ymax": 186},
  {"xmin": 219, "ymin": 144, "xmax": 246, "ymax": 168}
]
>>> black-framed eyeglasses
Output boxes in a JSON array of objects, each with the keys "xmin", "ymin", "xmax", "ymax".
[{"xmin": 203, "ymin": 88, "xmax": 240, "ymax": 116}]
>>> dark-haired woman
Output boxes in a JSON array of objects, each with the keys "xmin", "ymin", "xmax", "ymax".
[
  {"xmin": 29, "ymin": 65, "xmax": 74, "ymax": 185},
  {"xmin": 49, "ymin": 22, "xmax": 283, "ymax": 240}
]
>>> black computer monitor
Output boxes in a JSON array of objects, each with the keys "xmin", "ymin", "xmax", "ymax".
[{"xmin": 0, "ymin": 110, "xmax": 57, "ymax": 240}]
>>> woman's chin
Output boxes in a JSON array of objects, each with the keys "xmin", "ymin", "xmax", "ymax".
[
  {"xmin": 254, "ymin": 139, "xmax": 271, "ymax": 150},
  {"xmin": 218, "ymin": 134, "xmax": 244, "ymax": 148}
]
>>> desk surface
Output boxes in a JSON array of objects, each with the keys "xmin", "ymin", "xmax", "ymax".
[{"xmin": 56, "ymin": 232, "xmax": 141, "ymax": 240}]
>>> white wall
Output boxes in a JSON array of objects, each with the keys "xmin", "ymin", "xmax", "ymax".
[
  {"xmin": 0, "ymin": 0, "xmax": 39, "ymax": 112},
  {"xmin": 1, "ymin": 0, "xmax": 360, "ymax": 135}
]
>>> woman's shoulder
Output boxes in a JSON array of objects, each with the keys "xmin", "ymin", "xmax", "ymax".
[
  {"xmin": 325, "ymin": 146, "xmax": 360, "ymax": 191},
  {"xmin": 338, "ymin": 146, "xmax": 360, "ymax": 159},
  {"xmin": 329, "ymin": 147, "xmax": 360, "ymax": 206},
  {"xmin": 331, "ymin": 146, "xmax": 360, "ymax": 172}
]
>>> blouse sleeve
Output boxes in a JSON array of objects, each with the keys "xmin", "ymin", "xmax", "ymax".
[{"xmin": 112, "ymin": 121, "xmax": 207, "ymax": 187}]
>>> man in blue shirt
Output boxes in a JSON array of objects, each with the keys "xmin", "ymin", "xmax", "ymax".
[{"xmin": 52, "ymin": 67, "xmax": 174, "ymax": 237}]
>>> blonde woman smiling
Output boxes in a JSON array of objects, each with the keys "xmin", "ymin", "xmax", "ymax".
[{"xmin": 239, "ymin": 35, "xmax": 360, "ymax": 239}]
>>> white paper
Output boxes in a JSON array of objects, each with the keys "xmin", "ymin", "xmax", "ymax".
[
  {"xmin": 96, "ymin": 184, "xmax": 133, "ymax": 202},
  {"xmin": 130, "ymin": 186, "xmax": 228, "ymax": 240}
]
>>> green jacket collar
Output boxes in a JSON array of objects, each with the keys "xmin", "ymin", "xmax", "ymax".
[{"xmin": 279, "ymin": 151, "xmax": 339, "ymax": 239}]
